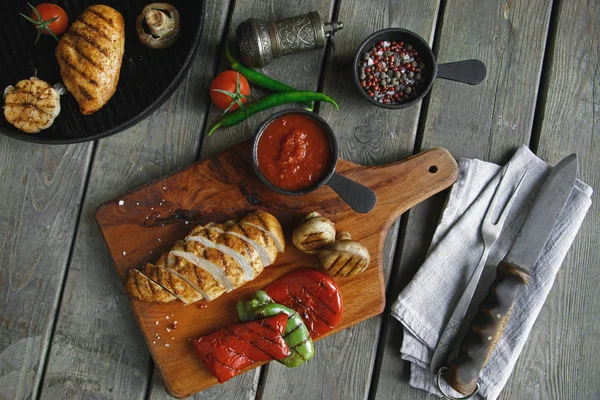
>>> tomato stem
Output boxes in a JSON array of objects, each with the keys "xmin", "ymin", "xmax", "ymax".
[{"xmin": 20, "ymin": 3, "xmax": 60, "ymax": 43}]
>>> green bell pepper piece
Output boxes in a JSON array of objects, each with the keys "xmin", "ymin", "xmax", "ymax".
[{"xmin": 237, "ymin": 290, "xmax": 315, "ymax": 368}]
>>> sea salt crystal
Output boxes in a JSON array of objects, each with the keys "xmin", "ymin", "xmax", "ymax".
[
  {"xmin": 118, "ymin": 200, "xmax": 124, "ymax": 206},
  {"xmin": 377, "ymin": 50, "xmax": 383, "ymax": 56},
  {"xmin": 150, "ymin": 207, "xmax": 154, "ymax": 210},
  {"xmin": 367, "ymin": 58, "xmax": 374, "ymax": 66},
  {"xmin": 166, "ymin": 328, "xmax": 171, "ymax": 332},
  {"xmin": 155, "ymin": 321, "xmax": 159, "ymax": 325},
  {"xmin": 162, "ymin": 186, "xmax": 166, "ymax": 190},
  {"xmin": 185, "ymin": 221, "xmax": 189, "ymax": 224},
  {"xmin": 136, "ymin": 202, "xmax": 140, "ymax": 205},
  {"xmin": 166, "ymin": 316, "xmax": 170, "ymax": 320},
  {"xmin": 158, "ymin": 238, "xmax": 161, "ymax": 242},
  {"xmin": 152, "ymin": 341, "xmax": 156, "ymax": 344},
  {"xmin": 171, "ymin": 337, "xmax": 175, "ymax": 340},
  {"xmin": 383, "ymin": 40, "xmax": 391, "ymax": 47},
  {"xmin": 122, "ymin": 251, "xmax": 126, "ymax": 256},
  {"xmin": 165, "ymin": 343, "xmax": 170, "ymax": 347}
]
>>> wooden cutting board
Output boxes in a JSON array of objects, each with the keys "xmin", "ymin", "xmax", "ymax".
[{"xmin": 95, "ymin": 141, "xmax": 458, "ymax": 398}]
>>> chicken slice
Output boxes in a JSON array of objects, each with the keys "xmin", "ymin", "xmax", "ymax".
[{"xmin": 126, "ymin": 269, "xmax": 176, "ymax": 303}]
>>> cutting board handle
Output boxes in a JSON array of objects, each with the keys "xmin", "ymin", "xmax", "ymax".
[{"xmin": 340, "ymin": 147, "xmax": 458, "ymax": 229}]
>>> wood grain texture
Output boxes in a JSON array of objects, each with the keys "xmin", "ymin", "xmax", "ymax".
[
  {"xmin": 260, "ymin": 1, "xmax": 442, "ymax": 400},
  {"xmin": 503, "ymin": 0, "xmax": 600, "ymax": 399},
  {"xmin": 38, "ymin": 1, "xmax": 232, "ymax": 398},
  {"xmin": 95, "ymin": 141, "xmax": 457, "ymax": 398},
  {"xmin": 0, "ymin": 140, "xmax": 92, "ymax": 400},
  {"xmin": 420, "ymin": 0, "xmax": 552, "ymax": 163},
  {"xmin": 374, "ymin": 0, "xmax": 553, "ymax": 398}
]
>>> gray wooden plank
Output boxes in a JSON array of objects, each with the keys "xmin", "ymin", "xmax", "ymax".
[
  {"xmin": 38, "ymin": 1, "xmax": 233, "ymax": 398},
  {"xmin": 0, "ymin": 140, "xmax": 92, "ymax": 400},
  {"xmin": 505, "ymin": 0, "xmax": 600, "ymax": 398},
  {"xmin": 374, "ymin": 0, "xmax": 554, "ymax": 398},
  {"xmin": 259, "ymin": 1, "xmax": 441, "ymax": 400}
]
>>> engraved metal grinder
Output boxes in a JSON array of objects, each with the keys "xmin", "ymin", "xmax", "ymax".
[{"xmin": 236, "ymin": 11, "xmax": 344, "ymax": 68}]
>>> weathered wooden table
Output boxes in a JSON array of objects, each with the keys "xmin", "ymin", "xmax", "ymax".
[{"xmin": 1, "ymin": 0, "xmax": 598, "ymax": 399}]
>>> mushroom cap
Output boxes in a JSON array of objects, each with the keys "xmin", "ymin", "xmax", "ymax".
[
  {"xmin": 136, "ymin": 3, "xmax": 180, "ymax": 49},
  {"xmin": 292, "ymin": 212, "xmax": 336, "ymax": 254}
]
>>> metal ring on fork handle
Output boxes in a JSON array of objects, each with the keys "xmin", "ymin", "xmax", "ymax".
[{"xmin": 436, "ymin": 367, "xmax": 480, "ymax": 400}]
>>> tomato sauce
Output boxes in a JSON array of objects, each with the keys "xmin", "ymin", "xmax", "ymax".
[{"xmin": 257, "ymin": 113, "xmax": 333, "ymax": 192}]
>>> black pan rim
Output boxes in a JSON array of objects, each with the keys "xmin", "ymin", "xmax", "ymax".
[{"xmin": 0, "ymin": 1, "xmax": 206, "ymax": 145}]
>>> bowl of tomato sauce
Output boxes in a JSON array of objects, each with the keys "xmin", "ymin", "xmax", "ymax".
[{"xmin": 252, "ymin": 110, "xmax": 376, "ymax": 214}]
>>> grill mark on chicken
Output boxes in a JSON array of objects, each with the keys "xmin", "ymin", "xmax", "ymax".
[
  {"xmin": 59, "ymin": 54, "xmax": 99, "ymax": 86},
  {"xmin": 76, "ymin": 17, "xmax": 113, "ymax": 42},
  {"xmin": 68, "ymin": 30, "xmax": 110, "ymax": 57},
  {"xmin": 242, "ymin": 222, "xmax": 271, "ymax": 247},
  {"xmin": 77, "ymin": 85, "xmax": 94, "ymax": 101},
  {"xmin": 88, "ymin": 8, "xmax": 116, "ymax": 28},
  {"xmin": 65, "ymin": 39, "xmax": 104, "ymax": 71}
]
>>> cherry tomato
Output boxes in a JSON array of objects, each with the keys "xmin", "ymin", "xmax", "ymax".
[
  {"xmin": 209, "ymin": 71, "xmax": 250, "ymax": 111},
  {"xmin": 31, "ymin": 3, "xmax": 69, "ymax": 36},
  {"xmin": 264, "ymin": 268, "xmax": 343, "ymax": 338}
]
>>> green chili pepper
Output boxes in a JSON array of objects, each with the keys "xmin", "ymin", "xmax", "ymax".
[
  {"xmin": 207, "ymin": 91, "xmax": 338, "ymax": 136},
  {"xmin": 226, "ymin": 46, "xmax": 298, "ymax": 93},
  {"xmin": 237, "ymin": 290, "xmax": 315, "ymax": 368}
]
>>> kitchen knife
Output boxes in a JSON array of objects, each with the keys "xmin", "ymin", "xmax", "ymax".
[{"xmin": 442, "ymin": 154, "xmax": 578, "ymax": 396}]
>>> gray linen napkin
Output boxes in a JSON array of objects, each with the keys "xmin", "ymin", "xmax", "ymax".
[{"xmin": 390, "ymin": 145, "xmax": 593, "ymax": 400}]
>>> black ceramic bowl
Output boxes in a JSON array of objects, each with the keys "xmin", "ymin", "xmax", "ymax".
[
  {"xmin": 353, "ymin": 28, "xmax": 486, "ymax": 109},
  {"xmin": 252, "ymin": 109, "xmax": 376, "ymax": 214}
]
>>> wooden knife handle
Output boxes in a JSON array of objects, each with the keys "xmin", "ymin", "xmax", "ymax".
[{"xmin": 444, "ymin": 261, "xmax": 530, "ymax": 395}]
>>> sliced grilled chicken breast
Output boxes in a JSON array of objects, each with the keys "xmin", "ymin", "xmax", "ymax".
[
  {"xmin": 126, "ymin": 211, "xmax": 284, "ymax": 304},
  {"xmin": 143, "ymin": 262, "xmax": 203, "ymax": 305},
  {"xmin": 56, "ymin": 5, "xmax": 125, "ymax": 114},
  {"xmin": 126, "ymin": 269, "xmax": 176, "ymax": 303}
]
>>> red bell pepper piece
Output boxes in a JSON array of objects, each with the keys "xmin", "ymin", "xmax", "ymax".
[
  {"xmin": 264, "ymin": 268, "xmax": 343, "ymax": 338},
  {"xmin": 193, "ymin": 314, "xmax": 289, "ymax": 383}
]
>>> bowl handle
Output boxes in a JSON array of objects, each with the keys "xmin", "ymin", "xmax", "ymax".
[
  {"xmin": 436, "ymin": 60, "xmax": 486, "ymax": 85},
  {"xmin": 326, "ymin": 172, "xmax": 377, "ymax": 214}
]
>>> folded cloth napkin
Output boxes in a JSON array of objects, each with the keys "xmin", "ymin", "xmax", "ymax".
[{"xmin": 390, "ymin": 145, "xmax": 593, "ymax": 400}]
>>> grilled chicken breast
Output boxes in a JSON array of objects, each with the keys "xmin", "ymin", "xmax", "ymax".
[
  {"xmin": 127, "ymin": 211, "xmax": 285, "ymax": 304},
  {"xmin": 56, "ymin": 5, "xmax": 124, "ymax": 114}
]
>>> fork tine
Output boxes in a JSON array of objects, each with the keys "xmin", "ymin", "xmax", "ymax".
[
  {"xmin": 495, "ymin": 170, "xmax": 528, "ymax": 226},
  {"xmin": 484, "ymin": 167, "xmax": 510, "ymax": 224}
]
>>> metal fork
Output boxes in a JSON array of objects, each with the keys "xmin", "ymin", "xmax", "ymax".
[{"xmin": 429, "ymin": 167, "xmax": 527, "ymax": 373}]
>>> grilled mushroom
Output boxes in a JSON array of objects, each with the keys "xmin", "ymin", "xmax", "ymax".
[
  {"xmin": 292, "ymin": 212, "xmax": 336, "ymax": 254},
  {"xmin": 136, "ymin": 3, "xmax": 180, "ymax": 49},
  {"xmin": 318, "ymin": 231, "xmax": 370, "ymax": 277}
]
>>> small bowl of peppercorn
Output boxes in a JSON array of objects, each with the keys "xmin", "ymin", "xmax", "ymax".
[{"xmin": 353, "ymin": 28, "xmax": 487, "ymax": 109}]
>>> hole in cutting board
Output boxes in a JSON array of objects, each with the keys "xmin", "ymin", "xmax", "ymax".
[{"xmin": 429, "ymin": 165, "xmax": 438, "ymax": 173}]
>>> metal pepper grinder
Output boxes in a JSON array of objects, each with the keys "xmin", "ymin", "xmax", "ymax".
[{"xmin": 236, "ymin": 11, "xmax": 343, "ymax": 68}]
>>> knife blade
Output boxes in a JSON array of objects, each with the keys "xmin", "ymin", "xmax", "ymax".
[{"xmin": 442, "ymin": 154, "xmax": 577, "ymax": 397}]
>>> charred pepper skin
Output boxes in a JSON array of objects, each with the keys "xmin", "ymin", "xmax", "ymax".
[{"xmin": 237, "ymin": 290, "xmax": 315, "ymax": 368}]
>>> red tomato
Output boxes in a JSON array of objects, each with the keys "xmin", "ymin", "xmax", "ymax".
[
  {"xmin": 209, "ymin": 71, "xmax": 250, "ymax": 111},
  {"xmin": 264, "ymin": 268, "xmax": 343, "ymax": 338},
  {"xmin": 32, "ymin": 4, "xmax": 69, "ymax": 36}
]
